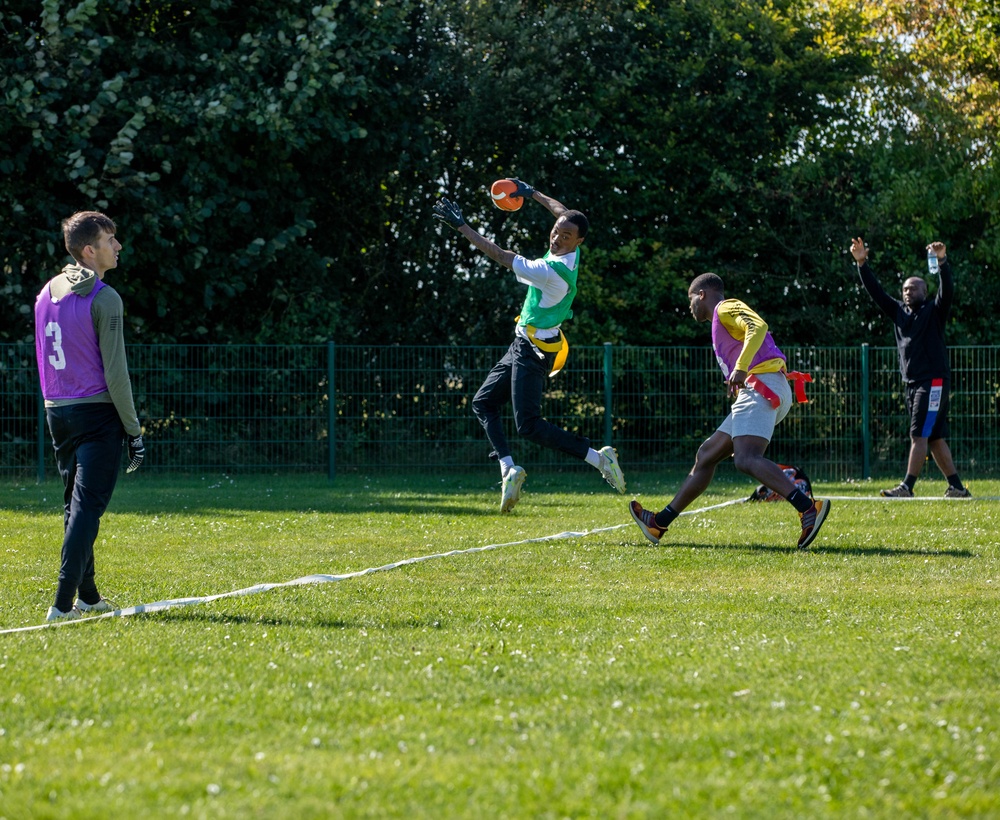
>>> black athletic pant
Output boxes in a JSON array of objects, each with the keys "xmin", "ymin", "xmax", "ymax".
[
  {"xmin": 472, "ymin": 336, "xmax": 590, "ymax": 462},
  {"xmin": 46, "ymin": 403, "xmax": 124, "ymax": 612}
]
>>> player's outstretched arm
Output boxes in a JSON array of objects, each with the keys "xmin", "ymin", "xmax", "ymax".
[
  {"xmin": 509, "ymin": 178, "xmax": 569, "ymax": 218},
  {"xmin": 433, "ymin": 197, "xmax": 517, "ymax": 269},
  {"xmin": 533, "ymin": 191, "xmax": 568, "ymax": 217},
  {"xmin": 851, "ymin": 236, "xmax": 897, "ymax": 316},
  {"xmin": 928, "ymin": 241, "xmax": 954, "ymax": 308}
]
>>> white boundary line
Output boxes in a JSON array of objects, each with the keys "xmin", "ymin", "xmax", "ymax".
[
  {"xmin": 2, "ymin": 528, "xmax": 626, "ymax": 636},
  {"xmin": 822, "ymin": 494, "xmax": 995, "ymax": 501},
  {"xmin": 2, "ymin": 494, "xmax": 989, "ymax": 635}
]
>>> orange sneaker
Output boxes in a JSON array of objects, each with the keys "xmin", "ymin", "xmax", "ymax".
[
  {"xmin": 629, "ymin": 500, "xmax": 666, "ymax": 546},
  {"xmin": 798, "ymin": 498, "xmax": 830, "ymax": 549}
]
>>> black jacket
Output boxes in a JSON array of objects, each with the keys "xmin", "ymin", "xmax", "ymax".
[{"xmin": 858, "ymin": 258, "xmax": 953, "ymax": 383}]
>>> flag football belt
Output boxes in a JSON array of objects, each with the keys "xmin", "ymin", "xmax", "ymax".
[
  {"xmin": 745, "ymin": 370, "xmax": 813, "ymax": 408},
  {"xmin": 521, "ymin": 323, "xmax": 569, "ymax": 377},
  {"xmin": 748, "ymin": 463, "xmax": 813, "ymax": 502}
]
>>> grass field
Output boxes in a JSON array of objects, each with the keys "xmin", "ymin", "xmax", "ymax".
[{"xmin": 1, "ymin": 469, "xmax": 998, "ymax": 818}]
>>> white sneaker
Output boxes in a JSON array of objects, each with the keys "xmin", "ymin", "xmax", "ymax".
[
  {"xmin": 46, "ymin": 606, "xmax": 81, "ymax": 622},
  {"xmin": 77, "ymin": 597, "xmax": 116, "ymax": 614},
  {"xmin": 598, "ymin": 446, "xmax": 626, "ymax": 494},
  {"xmin": 500, "ymin": 466, "xmax": 527, "ymax": 513}
]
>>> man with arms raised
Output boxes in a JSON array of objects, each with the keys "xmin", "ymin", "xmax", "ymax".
[{"xmin": 850, "ymin": 237, "xmax": 970, "ymax": 498}]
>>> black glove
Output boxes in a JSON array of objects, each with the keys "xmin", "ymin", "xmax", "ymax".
[
  {"xmin": 126, "ymin": 434, "xmax": 145, "ymax": 473},
  {"xmin": 433, "ymin": 197, "xmax": 466, "ymax": 230},
  {"xmin": 509, "ymin": 177, "xmax": 535, "ymax": 200}
]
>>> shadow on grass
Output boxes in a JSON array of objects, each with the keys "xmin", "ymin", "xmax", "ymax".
[
  {"xmin": 4, "ymin": 470, "xmax": 756, "ymax": 515},
  {"xmin": 641, "ymin": 541, "xmax": 977, "ymax": 558},
  {"xmin": 811, "ymin": 544, "xmax": 976, "ymax": 558},
  {"xmin": 153, "ymin": 610, "xmax": 442, "ymax": 629},
  {"xmin": 4, "ymin": 487, "xmax": 508, "ymax": 517}
]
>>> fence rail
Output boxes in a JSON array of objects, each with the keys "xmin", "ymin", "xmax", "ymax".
[{"xmin": 2, "ymin": 343, "xmax": 998, "ymax": 480}]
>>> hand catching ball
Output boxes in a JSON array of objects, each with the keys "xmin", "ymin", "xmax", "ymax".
[{"xmin": 490, "ymin": 179, "xmax": 524, "ymax": 212}]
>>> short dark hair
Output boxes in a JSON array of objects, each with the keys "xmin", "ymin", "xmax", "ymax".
[
  {"xmin": 562, "ymin": 209, "xmax": 589, "ymax": 240},
  {"xmin": 62, "ymin": 211, "xmax": 117, "ymax": 262},
  {"xmin": 689, "ymin": 272, "xmax": 725, "ymax": 295}
]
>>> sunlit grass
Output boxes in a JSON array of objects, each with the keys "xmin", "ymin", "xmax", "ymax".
[{"xmin": 1, "ymin": 471, "xmax": 998, "ymax": 817}]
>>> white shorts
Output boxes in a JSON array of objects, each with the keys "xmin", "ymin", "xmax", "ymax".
[{"xmin": 717, "ymin": 371, "xmax": 792, "ymax": 442}]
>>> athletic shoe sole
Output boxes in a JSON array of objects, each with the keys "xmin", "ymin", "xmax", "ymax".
[
  {"xmin": 599, "ymin": 446, "xmax": 626, "ymax": 494},
  {"xmin": 500, "ymin": 467, "xmax": 527, "ymax": 513}
]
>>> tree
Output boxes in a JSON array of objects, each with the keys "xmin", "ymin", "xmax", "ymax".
[
  {"xmin": 0, "ymin": 0, "xmax": 401, "ymax": 343},
  {"xmin": 413, "ymin": 0, "xmax": 873, "ymax": 346},
  {"xmin": 814, "ymin": 0, "xmax": 1000, "ymax": 345},
  {"xmin": 1, "ymin": 0, "xmax": 996, "ymax": 349}
]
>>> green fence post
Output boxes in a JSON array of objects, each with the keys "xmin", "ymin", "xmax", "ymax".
[
  {"xmin": 603, "ymin": 342, "xmax": 613, "ymax": 447},
  {"xmin": 861, "ymin": 342, "xmax": 870, "ymax": 479},
  {"xmin": 37, "ymin": 388, "xmax": 46, "ymax": 484},
  {"xmin": 328, "ymin": 341, "xmax": 336, "ymax": 481}
]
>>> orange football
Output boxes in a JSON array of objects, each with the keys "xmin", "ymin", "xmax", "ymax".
[{"xmin": 490, "ymin": 179, "xmax": 523, "ymax": 211}]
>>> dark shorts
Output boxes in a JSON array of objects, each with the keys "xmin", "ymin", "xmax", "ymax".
[{"xmin": 906, "ymin": 378, "xmax": 949, "ymax": 441}]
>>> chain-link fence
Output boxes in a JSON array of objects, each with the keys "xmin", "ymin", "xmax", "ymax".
[{"xmin": 3, "ymin": 343, "xmax": 998, "ymax": 480}]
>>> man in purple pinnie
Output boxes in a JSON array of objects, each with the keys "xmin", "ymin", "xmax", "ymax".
[{"xmin": 34, "ymin": 211, "xmax": 144, "ymax": 622}]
